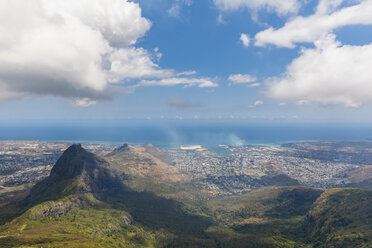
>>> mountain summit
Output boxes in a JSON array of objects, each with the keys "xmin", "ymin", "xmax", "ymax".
[
  {"xmin": 26, "ymin": 144, "xmax": 123, "ymax": 203},
  {"xmin": 107, "ymin": 143, "xmax": 131, "ymax": 156}
]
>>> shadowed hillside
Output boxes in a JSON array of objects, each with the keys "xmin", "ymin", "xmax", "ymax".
[
  {"xmin": 0, "ymin": 145, "xmax": 371, "ymax": 247},
  {"xmin": 25, "ymin": 144, "xmax": 124, "ymax": 204},
  {"xmin": 304, "ymin": 188, "xmax": 372, "ymax": 247},
  {"xmin": 0, "ymin": 145, "xmax": 214, "ymax": 247}
]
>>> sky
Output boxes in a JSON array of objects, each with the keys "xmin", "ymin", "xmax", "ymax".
[{"xmin": 1, "ymin": 0, "xmax": 372, "ymax": 124}]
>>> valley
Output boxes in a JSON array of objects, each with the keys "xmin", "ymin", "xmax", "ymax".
[{"xmin": 0, "ymin": 141, "xmax": 371, "ymax": 247}]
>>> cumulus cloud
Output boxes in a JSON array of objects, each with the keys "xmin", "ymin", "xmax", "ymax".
[
  {"xmin": 255, "ymin": 0, "xmax": 372, "ymax": 47},
  {"xmin": 138, "ymin": 77, "xmax": 218, "ymax": 88},
  {"xmin": 168, "ymin": 97, "xmax": 202, "ymax": 109},
  {"xmin": 107, "ymin": 48, "xmax": 172, "ymax": 82},
  {"xmin": 213, "ymin": 0, "xmax": 300, "ymax": 15},
  {"xmin": 266, "ymin": 34, "xmax": 372, "ymax": 107},
  {"xmin": 228, "ymin": 74, "xmax": 257, "ymax": 85},
  {"xmin": 0, "ymin": 0, "xmax": 195, "ymax": 106},
  {"xmin": 240, "ymin": 33, "xmax": 250, "ymax": 47}
]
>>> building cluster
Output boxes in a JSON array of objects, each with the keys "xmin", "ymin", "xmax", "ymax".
[
  {"xmin": 0, "ymin": 141, "xmax": 67, "ymax": 186},
  {"xmin": 1, "ymin": 141, "xmax": 369, "ymax": 193},
  {"xmin": 166, "ymin": 143, "xmax": 364, "ymax": 191}
]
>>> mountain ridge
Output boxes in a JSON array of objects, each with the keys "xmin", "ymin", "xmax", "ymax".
[{"xmin": 0, "ymin": 144, "xmax": 371, "ymax": 247}]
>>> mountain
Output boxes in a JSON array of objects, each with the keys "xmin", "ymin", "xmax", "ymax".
[
  {"xmin": 0, "ymin": 145, "xmax": 214, "ymax": 247},
  {"xmin": 25, "ymin": 144, "xmax": 124, "ymax": 204},
  {"xmin": 106, "ymin": 143, "xmax": 131, "ymax": 157},
  {"xmin": 304, "ymin": 188, "xmax": 372, "ymax": 247},
  {"xmin": 106, "ymin": 143, "xmax": 189, "ymax": 183},
  {"xmin": 105, "ymin": 144, "xmax": 196, "ymax": 201},
  {"xmin": 345, "ymin": 165, "xmax": 372, "ymax": 189},
  {"xmin": 0, "ymin": 144, "xmax": 371, "ymax": 247},
  {"xmin": 0, "ymin": 145, "xmax": 152, "ymax": 247}
]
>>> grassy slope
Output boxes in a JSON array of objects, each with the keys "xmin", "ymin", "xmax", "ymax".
[
  {"xmin": 1, "ymin": 184, "xmax": 371, "ymax": 248},
  {"xmin": 0, "ymin": 189, "xmax": 278, "ymax": 248},
  {"xmin": 304, "ymin": 188, "xmax": 372, "ymax": 247},
  {"xmin": 203, "ymin": 187, "xmax": 324, "ymax": 247},
  {"xmin": 1, "ymin": 145, "xmax": 371, "ymax": 248},
  {"xmin": 0, "ymin": 194, "xmax": 156, "ymax": 248},
  {"xmin": 0, "ymin": 146, "xmax": 212, "ymax": 247},
  {"xmin": 1, "ymin": 185, "xmax": 317, "ymax": 248},
  {"xmin": 205, "ymin": 187, "xmax": 323, "ymax": 225}
]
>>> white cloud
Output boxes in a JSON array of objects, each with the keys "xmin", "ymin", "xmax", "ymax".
[
  {"xmin": 74, "ymin": 98, "xmax": 96, "ymax": 107},
  {"xmin": 217, "ymin": 14, "xmax": 226, "ymax": 24},
  {"xmin": 153, "ymin": 47, "xmax": 163, "ymax": 61},
  {"xmin": 107, "ymin": 48, "xmax": 173, "ymax": 82},
  {"xmin": 240, "ymin": 33, "xmax": 250, "ymax": 47},
  {"xmin": 254, "ymin": 100, "xmax": 263, "ymax": 106},
  {"xmin": 255, "ymin": 0, "xmax": 372, "ymax": 48},
  {"xmin": 247, "ymin": 83, "xmax": 261, "ymax": 88},
  {"xmin": 249, "ymin": 100, "xmax": 263, "ymax": 108},
  {"xmin": 0, "ymin": 0, "xmax": 177, "ymax": 105},
  {"xmin": 168, "ymin": 4, "xmax": 181, "ymax": 18},
  {"xmin": 168, "ymin": 0, "xmax": 193, "ymax": 18},
  {"xmin": 228, "ymin": 74, "xmax": 257, "ymax": 85},
  {"xmin": 213, "ymin": 0, "xmax": 300, "ymax": 15},
  {"xmin": 177, "ymin": 70, "xmax": 197, "ymax": 76},
  {"xmin": 138, "ymin": 77, "xmax": 218, "ymax": 88},
  {"xmin": 266, "ymin": 34, "xmax": 372, "ymax": 107}
]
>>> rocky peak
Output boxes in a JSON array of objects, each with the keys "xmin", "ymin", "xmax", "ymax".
[
  {"xmin": 107, "ymin": 143, "xmax": 131, "ymax": 156},
  {"xmin": 26, "ymin": 144, "xmax": 123, "ymax": 203},
  {"xmin": 49, "ymin": 144, "xmax": 106, "ymax": 180}
]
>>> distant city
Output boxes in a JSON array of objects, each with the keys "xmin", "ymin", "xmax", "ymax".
[{"xmin": 2, "ymin": 140, "xmax": 371, "ymax": 194}]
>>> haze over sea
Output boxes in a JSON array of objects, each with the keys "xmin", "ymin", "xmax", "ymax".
[{"xmin": 1, "ymin": 121, "xmax": 372, "ymax": 150}]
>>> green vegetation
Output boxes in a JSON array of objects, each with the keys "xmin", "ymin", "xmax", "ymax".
[
  {"xmin": 1, "ymin": 184, "xmax": 371, "ymax": 247},
  {"xmin": 0, "ymin": 145, "xmax": 371, "ymax": 247},
  {"xmin": 205, "ymin": 187, "xmax": 323, "ymax": 225},
  {"xmin": 304, "ymin": 188, "xmax": 372, "ymax": 247},
  {"xmin": 202, "ymin": 187, "xmax": 323, "ymax": 247},
  {"xmin": 0, "ymin": 145, "xmax": 213, "ymax": 247},
  {"xmin": 0, "ymin": 196, "xmax": 156, "ymax": 248}
]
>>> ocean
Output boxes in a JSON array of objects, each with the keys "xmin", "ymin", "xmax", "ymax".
[{"xmin": 1, "ymin": 122, "xmax": 372, "ymax": 150}]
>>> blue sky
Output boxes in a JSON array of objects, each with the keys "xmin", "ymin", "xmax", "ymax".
[{"xmin": 1, "ymin": 0, "xmax": 372, "ymax": 124}]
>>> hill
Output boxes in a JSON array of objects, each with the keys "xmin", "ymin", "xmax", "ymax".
[
  {"xmin": 345, "ymin": 165, "xmax": 372, "ymax": 189},
  {"xmin": 105, "ymin": 144, "xmax": 208, "ymax": 202},
  {"xmin": 106, "ymin": 144, "xmax": 190, "ymax": 184},
  {"xmin": 0, "ymin": 145, "xmax": 214, "ymax": 247},
  {"xmin": 0, "ymin": 145, "xmax": 371, "ymax": 247},
  {"xmin": 304, "ymin": 188, "xmax": 372, "ymax": 247},
  {"xmin": 25, "ymin": 144, "xmax": 124, "ymax": 204},
  {"xmin": 0, "ymin": 144, "xmax": 155, "ymax": 247}
]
